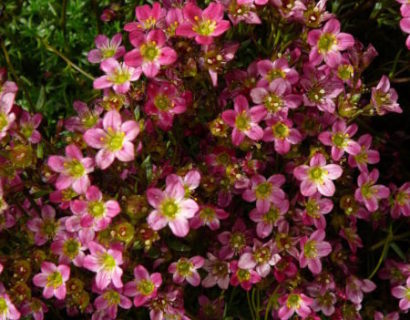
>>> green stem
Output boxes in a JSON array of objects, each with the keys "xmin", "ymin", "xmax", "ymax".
[
  {"xmin": 247, "ymin": 291, "xmax": 256, "ymax": 320},
  {"xmin": 368, "ymin": 224, "xmax": 393, "ymax": 279},
  {"xmin": 371, "ymin": 231, "xmax": 410, "ymax": 251},
  {"xmin": 61, "ymin": 0, "xmax": 68, "ymax": 44}
]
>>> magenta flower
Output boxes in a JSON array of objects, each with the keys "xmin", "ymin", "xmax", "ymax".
[
  {"xmin": 345, "ymin": 276, "xmax": 376, "ymax": 304},
  {"xmin": 354, "ymin": 169, "xmax": 390, "ymax": 212},
  {"xmin": 70, "ymin": 185, "xmax": 120, "ymax": 231},
  {"xmin": 218, "ymin": 219, "xmax": 250, "ymax": 259},
  {"xmin": 250, "ymin": 79, "xmax": 301, "ymax": 116},
  {"xmin": 242, "ymin": 174, "xmax": 286, "ymax": 213},
  {"xmin": 391, "ymin": 182, "xmax": 410, "ymax": 218},
  {"xmin": 308, "ymin": 18, "xmax": 354, "ymax": 67},
  {"xmin": 278, "ymin": 292, "xmax": 313, "ymax": 320},
  {"xmin": 144, "ymin": 81, "xmax": 190, "ymax": 130},
  {"xmin": 222, "ymin": 0, "xmax": 262, "ymax": 25},
  {"xmin": 263, "ymin": 117, "xmax": 302, "ymax": 154},
  {"xmin": 124, "ymin": 30, "xmax": 177, "ymax": 78},
  {"xmin": 168, "ymin": 256, "xmax": 204, "ymax": 286},
  {"xmin": 123, "ymin": 265, "xmax": 162, "ymax": 307},
  {"xmin": 20, "ymin": 298, "xmax": 48, "ymax": 320},
  {"xmin": 94, "ymin": 287, "xmax": 132, "ymax": 319},
  {"xmin": 0, "ymin": 81, "xmax": 17, "ymax": 140},
  {"xmin": 176, "ymin": 2, "xmax": 230, "ymax": 45},
  {"xmin": 48, "ymin": 144, "xmax": 94, "ymax": 194},
  {"xmin": 347, "ymin": 134, "xmax": 380, "ymax": 172},
  {"xmin": 392, "ymin": 277, "xmax": 410, "ymax": 310},
  {"xmin": 229, "ymin": 260, "xmax": 261, "ymax": 291},
  {"xmin": 190, "ymin": 205, "xmax": 229, "ymax": 230},
  {"xmin": 221, "ymin": 95, "xmax": 266, "ymax": 146},
  {"xmin": 300, "ymin": 194, "xmax": 333, "ymax": 229},
  {"xmin": 93, "ymin": 58, "xmax": 141, "ymax": 94},
  {"xmin": 50, "ymin": 231, "xmax": 87, "ymax": 267},
  {"xmin": 83, "ymin": 241, "xmax": 123, "ymax": 290},
  {"xmin": 88, "ymin": 34, "xmax": 125, "ymax": 64},
  {"xmin": 299, "ymin": 229, "xmax": 332, "ymax": 274},
  {"xmin": 256, "ymin": 58, "xmax": 299, "ymax": 88},
  {"xmin": 398, "ymin": 2, "xmax": 410, "ymax": 49},
  {"xmin": 27, "ymin": 205, "xmax": 62, "ymax": 246},
  {"xmin": 19, "ymin": 111, "xmax": 42, "ymax": 144},
  {"xmin": 371, "ymin": 75, "xmax": 402, "ymax": 115},
  {"xmin": 0, "ymin": 293, "xmax": 20, "ymax": 320},
  {"xmin": 238, "ymin": 239, "xmax": 281, "ymax": 277},
  {"xmin": 318, "ymin": 120, "xmax": 361, "ymax": 161},
  {"xmin": 124, "ymin": 2, "xmax": 166, "ymax": 32},
  {"xmin": 65, "ymin": 100, "xmax": 103, "ymax": 133},
  {"xmin": 202, "ymin": 253, "xmax": 230, "ymax": 289},
  {"xmin": 83, "ymin": 110, "xmax": 140, "ymax": 169},
  {"xmin": 146, "ymin": 176, "xmax": 199, "ymax": 237},
  {"xmin": 33, "ymin": 262, "xmax": 70, "ymax": 300},
  {"xmin": 293, "ymin": 153, "xmax": 343, "ymax": 197}
]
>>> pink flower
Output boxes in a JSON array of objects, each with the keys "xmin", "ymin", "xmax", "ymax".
[
  {"xmin": 146, "ymin": 176, "xmax": 199, "ymax": 237},
  {"xmin": 50, "ymin": 231, "xmax": 87, "ymax": 267},
  {"xmin": 354, "ymin": 169, "xmax": 390, "ymax": 212},
  {"xmin": 221, "ymin": 95, "xmax": 266, "ymax": 146},
  {"xmin": 33, "ymin": 262, "xmax": 70, "ymax": 300},
  {"xmin": 70, "ymin": 185, "xmax": 120, "ymax": 231},
  {"xmin": 123, "ymin": 265, "xmax": 162, "ymax": 307},
  {"xmin": 83, "ymin": 241, "xmax": 123, "ymax": 290},
  {"xmin": 238, "ymin": 239, "xmax": 281, "ymax": 277},
  {"xmin": 242, "ymin": 174, "xmax": 286, "ymax": 213},
  {"xmin": 391, "ymin": 182, "xmax": 410, "ymax": 218},
  {"xmin": 371, "ymin": 75, "xmax": 402, "ymax": 115},
  {"xmin": 124, "ymin": 30, "xmax": 177, "ymax": 78},
  {"xmin": 218, "ymin": 219, "xmax": 250, "ymax": 259},
  {"xmin": 190, "ymin": 205, "xmax": 229, "ymax": 230},
  {"xmin": 88, "ymin": 34, "xmax": 126, "ymax": 64},
  {"xmin": 263, "ymin": 117, "xmax": 302, "ymax": 154},
  {"xmin": 256, "ymin": 58, "xmax": 299, "ymax": 88},
  {"xmin": 168, "ymin": 256, "xmax": 204, "ymax": 286},
  {"xmin": 19, "ymin": 111, "xmax": 42, "ymax": 144},
  {"xmin": 65, "ymin": 100, "xmax": 103, "ymax": 133},
  {"xmin": 176, "ymin": 2, "xmax": 230, "ymax": 45},
  {"xmin": 93, "ymin": 287, "xmax": 132, "ymax": 319},
  {"xmin": 278, "ymin": 292, "xmax": 313, "ymax": 320},
  {"xmin": 307, "ymin": 18, "xmax": 354, "ymax": 67},
  {"xmin": 249, "ymin": 200, "xmax": 289, "ymax": 238},
  {"xmin": 0, "ymin": 293, "xmax": 20, "ymax": 320},
  {"xmin": 144, "ymin": 81, "xmax": 190, "ymax": 130},
  {"xmin": 300, "ymin": 194, "xmax": 333, "ymax": 229},
  {"xmin": 293, "ymin": 153, "xmax": 343, "ymax": 197},
  {"xmin": 48, "ymin": 144, "xmax": 94, "ymax": 194},
  {"xmin": 124, "ymin": 2, "xmax": 166, "ymax": 32},
  {"xmin": 250, "ymin": 79, "xmax": 301, "ymax": 116},
  {"xmin": 374, "ymin": 311, "xmax": 400, "ymax": 320},
  {"xmin": 202, "ymin": 253, "xmax": 230, "ymax": 289},
  {"xmin": 229, "ymin": 260, "xmax": 261, "ymax": 291},
  {"xmin": 84, "ymin": 110, "xmax": 140, "ymax": 169},
  {"xmin": 0, "ymin": 81, "xmax": 17, "ymax": 140},
  {"xmin": 345, "ymin": 276, "xmax": 376, "ymax": 304},
  {"xmin": 222, "ymin": 0, "xmax": 262, "ymax": 25},
  {"xmin": 299, "ymin": 229, "xmax": 332, "ymax": 274},
  {"xmin": 93, "ymin": 58, "xmax": 141, "ymax": 94},
  {"xmin": 318, "ymin": 120, "xmax": 361, "ymax": 161},
  {"xmin": 310, "ymin": 290, "xmax": 336, "ymax": 316},
  {"xmin": 347, "ymin": 134, "xmax": 380, "ymax": 172},
  {"xmin": 27, "ymin": 205, "xmax": 62, "ymax": 246},
  {"xmin": 392, "ymin": 277, "xmax": 410, "ymax": 310},
  {"xmin": 20, "ymin": 298, "xmax": 48, "ymax": 320}
]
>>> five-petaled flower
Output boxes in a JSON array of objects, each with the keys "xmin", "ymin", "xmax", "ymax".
[{"xmin": 33, "ymin": 262, "xmax": 70, "ymax": 300}]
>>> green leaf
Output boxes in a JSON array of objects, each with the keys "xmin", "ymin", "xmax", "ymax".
[
  {"xmin": 35, "ymin": 85, "xmax": 46, "ymax": 112},
  {"xmin": 390, "ymin": 242, "xmax": 406, "ymax": 261}
]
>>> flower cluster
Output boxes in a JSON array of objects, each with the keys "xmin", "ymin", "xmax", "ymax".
[{"xmin": 0, "ymin": 1, "xmax": 409, "ymax": 320}]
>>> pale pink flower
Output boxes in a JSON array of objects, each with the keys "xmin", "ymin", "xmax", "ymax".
[
  {"xmin": 88, "ymin": 34, "xmax": 126, "ymax": 64},
  {"xmin": 19, "ymin": 111, "xmax": 42, "ymax": 144},
  {"xmin": 0, "ymin": 81, "xmax": 17, "ymax": 140},
  {"xmin": 293, "ymin": 153, "xmax": 343, "ymax": 197},
  {"xmin": 168, "ymin": 256, "xmax": 204, "ymax": 286},
  {"xmin": 0, "ymin": 293, "xmax": 20, "ymax": 320},
  {"xmin": 354, "ymin": 169, "xmax": 390, "ymax": 212},
  {"xmin": 299, "ymin": 229, "xmax": 332, "ymax": 274},
  {"xmin": 278, "ymin": 292, "xmax": 313, "ymax": 320},
  {"xmin": 221, "ymin": 95, "xmax": 266, "ymax": 146},
  {"xmin": 83, "ymin": 241, "xmax": 123, "ymax": 290},
  {"xmin": 27, "ymin": 205, "xmax": 62, "ymax": 246},
  {"xmin": 190, "ymin": 205, "xmax": 229, "ymax": 230},
  {"xmin": 347, "ymin": 134, "xmax": 380, "ymax": 172},
  {"xmin": 124, "ymin": 2, "xmax": 166, "ymax": 32},
  {"xmin": 263, "ymin": 117, "xmax": 302, "ymax": 154},
  {"xmin": 93, "ymin": 58, "xmax": 141, "ymax": 94},
  {"xmin": 83, "ymin": 110, "xmax": 140, "ymax": 169},
  {"xmin": 93, "ymin": 287, "xmax": 132, "ymax": 319},
  {"xmin": 256, "ymin": 58, "xmax": 299, "ymax": 88},
  {"xmin": 123, "ymin": 265, "xmax": 162, "ymax": 307},
  {"xmin": 65, "ymin": 100, "xmax": 103, "ymax": 133},
  {"xmin": 371, "ymin": 75, "xmax": 402, "ymax": 115},
  {"xmin": 345, "ymin": 276, "xmax": 376, "ymax": 304},
  {"xmin": 146, "ymin": 177, "xmax": 198, "ymax": 237},
  {"xmin": 311, "ymin": 290, "xmax": 336, "ymax": 316},
  {"xmin": 33, "ymin": 262, "xmax": 70, "ymax": 300},
  {"xmin": 124, "ymin": 30, "xmax": 177, "ymax": 78},
  {"xmin": 392, "ymin": 277, "xmax": 410, "ymax": 310},
  {"xmin": 202, "ymin": 253, "xmax": 230, "ymax": 289},
  {"xmin": 48, "ymin": 144, "xmax": 94, "ymax": 194},
  {"xmin": 50, "ymin": 231, "xmax": 88, "ymax": 267}
]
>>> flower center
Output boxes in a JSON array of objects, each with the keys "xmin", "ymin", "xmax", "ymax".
[
  {"xmin": 154, "ymin": 94, "xmax": 172, "ymax": 111},
  {"xmin": 101, "ymin": 253, "xmax": 116, "ymax": 271},
  {"xmin": 161, "ymin": 199, "xmax": 179, "ymax": 219},
  {"xmin": 360, "ymin": 183, "xmax": 374, "ymax": 199},
  {"xmin": 318, "ymin": 33, "xmax": 337, "ymax": 53},
  {"xmin": 193, "ymin": 19, "xmax": 216, "ymax": 36},
  {"xmin": 304, "ymin": 240, "xmax": 318, "ymax": 258},
  {"xmin": 267, "ymin": 68, "xmax": 286, "ymax": 82},
  {"xmin": 338, "ymin": 64, "xmax": 354, "ymax": 80},
  {"xmin": 140, "ymin": 42, "xmax": 160, "ymax": 61},
  {"xmin": 103, "ymin": 290, "xmax": 121, "ymax": 306},
  {"xmin": 264, "ymin": 207, "xmax": 280, "ymax": 223},
  {"xmin": 138, "ymin": 279, "xmax": 155, "ymax": 296},
  {"xmin": 308, "ymin": 166, "xmax": 327, "ymax": 182},
  {"xmin": 88, "ymin": 201, "xmax": 105, "ymax": 218},
  {"xmin": 106, "ymin": 129, "xmax": 125, "ymax": 151},
  {"xmin": 237, "ymin": 269, "xmax": 250, "ymax": 282},
  {"xmin": 254, "ymin": 247, "xmax": 270, "ymax": 263},
  {"xmin": 21, "ymin": 124, "xmax": 34, "ymax": 139},
  {"xmin": 355, "ymin": 150, "xmax": 368, "ymax": 164},
  {"xmin": 63, "ymin": 239, "xmax": 81, "ymax": 259},
  {"xmin": 306, "ymin": 199, "xmax": 320, "ymax": 218},
  {"xmin": 47, "ymin": 271, "xmax": 63, "ymax": 288},
  {"xmin": 176, "ymin": 259, "xmax": 193, "ymax": 276},
  {"xmin": 101, "ymin": 47, "xmax": 116, "ymax": 59},
  {"xmin": 81, "ymin": 113, "xmax": 98, "ymax": 129},
  {"xmin": 230, "ymin": 232, "xmax": 246, "ymax": 249},
  {"xmin": 0, "ymin": 298, "xmax": 8, "ymax": 314},
  {"xmin": 272, "ymin": 122, "xmax": 289, "ymax": 139},
  {"xmin": 212, "ymin": 261, "xmax": 228, "ymax": 277},
  {"xmin": 374, "ymin": 92, "xmax": 391, "ymax": 106},
  {"xmin": 332, "ymin": 133, "xmax": 348, "ymax": 148},
  {"xmin": 109, "ymin": 67, "xmax": 131, "ymax": 85},
  {"xmin": 143, "ymin": 17, "xmax": 157, "ymax": 29},
  {"xmin": 0, "ymin": 113, "xmax": 8, "ymax": 131},
  {"xmin": 307, "ymin": 86, "xmax": 325, "ymax": 103},
  {"xmin": 235, "ymin": 112, "xmax": 250, "ymax": 131},
  {"xmin": 255, "ymin": 182, "xmax": 272, "ymax": 199},
  {"xmin": 286, "ymin": 293, "xmax": 301, "ymax": 308},
  {"xmin": 40, "ymin": 219, "xmax": 58, "ymax": 238},
  {"xmin": 396, "ymin": 191, "xmax": 409, "ymax": 206},
  {"xmin": 65, "ymin": 159, "xmax": 85, "ymax": 178},
  {"xmin": 264, "ymin": 94, "xmax": 283, "ymax": 113},
  {"xmin": 200, "ymin": 207, "xmax": 216, "ymax": 222}
]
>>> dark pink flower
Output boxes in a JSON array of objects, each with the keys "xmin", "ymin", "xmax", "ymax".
[
  {"xmin": 256, "ymin": 58, "xmax": 299, "ymax": 88},
  {"xmin": 19, "ymin": 111, "xmax": 42, "ymax": 144},
  {"xmin": 249, "ymin": 200, "xmax": 289, "ymax": 238},
  {"xmin": 202, "ymin": 253, "xmax": 230, "ymax": 289},
  {"xmin": 347, "ymin": 134, "xmax": 380, "ymax": 172},
  {"xmin": 299, "ymin": 194, "xmax": 333, "ymax": 229},
  {"xmin": 374, "ymin": 311, "xmax": 400, "ymax": 320},
  {"xmin": 221, "ymin": 0, "xmax": 262, "ymax": 25},
  {"xmin": 371, "ymin": 76, "xmax": 402, "ymax": 115},
  {"xmin": 124, "ymin": 2, "xmax": 166, "ymax": 32},
  {"xmin": 218, "ymin": 219, "xmax": 250, "ymax": 259},
  {"xmin": 93, "ymin": 287, "xmax": 132, "ymax": 319},
  {"xmin": 229, "ymin": 260, "xmax": 261, "ymax": 291},
  {"xmin": 88, "ymin": 34, "xmax": 125, "ymax": 64},
  {"xmin": 299, "ymin": 229, "xmax": 332, "ymax": 274},
  {"xmin": 263, "ymin": 116, "xmax": 302, "ymax": 154},
  {"xmin": 20, "ymin": 298, "xmax": 48, "ymax": 320},
  {"xmin": 278, "ymin": 292, "xmax": 313, "ymax": 320},
  {"xmin": 345, "ymin": 276, "xmax": 376, "ymax": 304},
  {"xmin": 391, "ymin": 182, "xmax": 410, "ymax": 218},
  {"xmin": 190, "ymin": 205, "xmax": 229, "ymax": 230},
  {"xmin": 65, "ymin": 101, "xmax": 103, "ymax": 133},
  {"xmin": 27, "ymin": 205, "xmax": 62, "ymax": 246},
  {"xmin": 33, "ymin": 262, "xmax": 70, "ymax": 300},
  {"xmin": 124, "ymin": 30, "xmax": 177, "ymax": 78},
  {"xmin": 168, "ymin": 256, "xmax": 204, "ymax": 286},
  {"xmin": 176, "ymin": 2, "xmax": 230, "ymax": 45},
  {"xmin": 354, "ymin": 169, "xmax": 390, "ymax": 212}
]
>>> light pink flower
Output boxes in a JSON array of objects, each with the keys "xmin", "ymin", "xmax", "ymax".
[
  {"xmin": 88, "ymin": 34, "xmax": 126, "ymax": 64},
  {"xmin": 391, "ymin": 182, "xmax": 410, "ymax": 218},
  {"xmin": 146, "ymin": 176, "xmax": 199, "ymax": 237},
  {"xmin": 256, "ymin": 58, "xmax": 299, "ymax": 88},
  {"xmin": 123, "ymin": 265, "xmax": 162, "ymax": 307},
  {"xmin": 190, "ymin": 205, "xmax": 229, "ymax": 230},
  {"xmin": 354, "ymin": 169, "xmax": 390, "ymax": 212},
  {"xmin": 176, "ymin": 2, "xmax": 230, "ymax": 45},
  {"xmin": 93, "ymin": 287, "xmax": 132, "ymax": 319},
  {"xmin": 50, "ymin": 231, "xmax": 87, "ymax": 267},
  {"xmin": 374, "ymin": 311, "xmax": 400, "ymax": 320},
  {"xmin": 124, "ymin": 30, "xmax": 177, "ymax": 78},
  {"xmin": 65, "ymin": 100, "xmax": 103, "ymax": 133},
  {"xmin": 27, "ymin": 205, "xmax": 62, "ymax": 246},
  {"xmin": 124, "ymin": 2, "xmax": 166, "ymax": 32},
  {"xmin": 310, "ymin": 290, "xmax": 336, "ymax": 316},
  {"xmin": 263, "ymin": 117, "xmax": 302, "ymax": 154},
  {"xmin": 371, "ymin": 75, "xmax": 402, "ymax": 115},
  {"xmin": 347, "ymin": 134, "xmax": 380, "ymax": 172},
  {"xmin": 345, "ymin": 276, "xmax": 376, "ymax": 304},
  {"xmin": 307, "ymin": 18, "xmax": 355, "ymax": 67},
  {"xmin": 318, "ymin": 120, "xmax": 361, "ymax": 161},
  {"xmin": 202, "ymin": 253, "xmax": 230, "ymax": 289},
  {"xmin": 48, "ymin": 144, "xmax": 94, "ymax": 194},
  {"xmin": 221, "ymin": 95, "xmax": 266, "ymax": 146},
  {"xmin": 278, "ymin": 292, "xmax": 313, "ymax": 320},
  {"xmin": 0, "ymin": 293, "xmax": 20, "ymax": 320},
  {"xmin": 33, "ymin": 262, "xmax": 70, "ymax": 300},
  {"xmin": 392, "ymin": 277, "xmax": 410, "ymax": 310},
  {"xmin": 93, "ymin": 58, "xmax": 141, "ymax": 94},
  {"xmin": 299, "ymin": 229, "xmax": 332, "ymax": 274},
  {"xmin": 0, "ymin": 81, "xmax": 17, "ymax": 140},
  {"xmin": 70, "ymin": 185, "xmax": 120, "ymax": 232},
  {"xmin": 19, "ymin": 111, "xmax": 42, "ymax": 144},
  {"xmin": 293, "ymin": 153, "xmax": 343, "ymax": 197},
  {"xmin": 229, "ymin": 260, "xmax": 261, "ymax": 291},
  {"xmin": 83, "ymin": 241, "xmax": 123, "ymax": 290},
  {"xmin": 84, "ymin": 110, "xmax": 140, "ymax": 169},
  {"xmin": 168, "ymin": 256, "xmax": 204, "ymax": 286}
]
